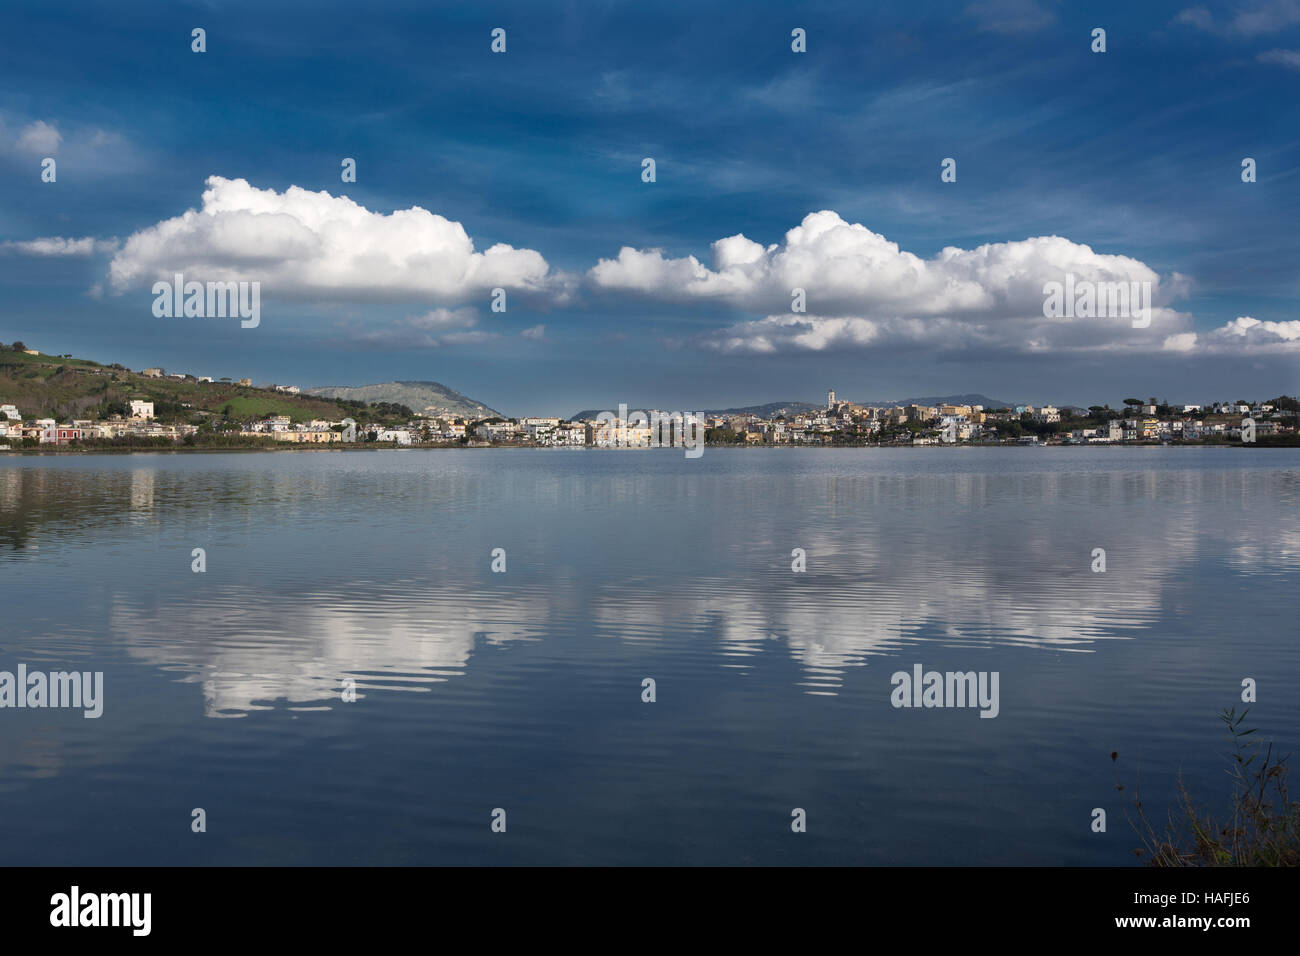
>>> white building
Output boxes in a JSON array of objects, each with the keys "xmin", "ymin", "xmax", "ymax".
[
  {"xmin": 376, "ymin": 429, "xmax": 412, "ymax": 445},
  {"xmin": 250, "ymin": 415, "xmax": 291, "ymax": 433},
  {"xmin": 552, "ymin": 426, "xmax": 587, "ymax": 446},
  {"xmin": 129, "ymin": 400, "xmax": 155, "ymax": 420},
  {"xmin": 523, "ymin": 418, "xmax": 559, "ymax": 441},
  {"xmin": 938, "ymin": 414, "xmax": 973, "ymax": 440},
  {"xmin": 0, "ymin": 404, "xmax": 21, "ymax": 421},
  {"xmin": 475, "ymin": 422, "xmax": 517, "ymax": 442}
]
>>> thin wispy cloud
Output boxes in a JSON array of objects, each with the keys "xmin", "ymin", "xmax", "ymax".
[
  {"xmin": 1175, "ymin": 0, "xmax": 1300, "ymax": 36},
  {"xmin": 13, "ymin": 120, "xmax": 61, "ymax": 155},
  {"xmin": 1, "ymin": 236, "xmax": 118, "ymax": 256},
  {"xmin": 340, "ymin": 307, "xmax": 500, "ymax": 350},
  {"xmin": 965, "ymin": 0, "xmax": 1057, "ymax": 34},
  {"xmin": 1258, "ymin": 47, "xmax": 1300, "ymax": 68}
]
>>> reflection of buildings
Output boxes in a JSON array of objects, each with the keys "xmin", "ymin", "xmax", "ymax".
[
  {"xmin": 130, "ymin": 469, "xmax": 155, "ymax": 512},
  {"xmin": 0, "ymin": 469, "xmax": 18, "ymax": 509}
]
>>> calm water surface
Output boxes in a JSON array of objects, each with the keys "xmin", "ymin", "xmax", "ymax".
[{"xmin": 1, "ymin": 447, "xmax": 1298, "ymax": 865}]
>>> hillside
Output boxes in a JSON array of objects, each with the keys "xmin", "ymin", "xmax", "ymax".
[
  {"xmin": 0, "ymin": 347, "xmax": 405, "ymax": 424},
  {"xmin": 305, "ymin": 381, "xmax": 501, "ymax": 419}
]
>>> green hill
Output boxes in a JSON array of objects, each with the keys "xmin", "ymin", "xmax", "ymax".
[{"xmin": 0, "ymin": 346, "xmax": 406, "ymax": 425}]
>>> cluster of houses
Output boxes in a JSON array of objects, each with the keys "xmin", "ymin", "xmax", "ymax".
[
  {"xmin": 721, "ymin": 392, "xmax": 1294, "ymax": 445},
  {"xmin": 0, "ymin": 398, "xmax": 458, "ymax": 448},
  {"xmin": 140, "ymin": 365, "xmax": 307, "ymax": 395},
  {"xmin": 0, "ymin": 401, "xmax": 366, "ymax": 447},
  {"xmin": 457, "ymin": 394, "xmax": 1295, "ymax": 447},
  {"xmin": 555, "ymin": 391, "xmax": 1294, "ymax": 447},
  {"xmin": 0, "ymin": 400, "xmax": 202, "ymax": 446},
  {"xmin": 138, "ymin": 367, "xmax": 256, "ymax": 388}
]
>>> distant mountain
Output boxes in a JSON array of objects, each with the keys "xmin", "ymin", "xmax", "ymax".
[
  {"xmin": 305, "ymin": 381, "xmax": 501, "ymax": 418},
  {"xmin": 568, "ymin": 395, "xmax": 1016, "ymax": 421},
  {"xmin": 866, "ymin": 394, "xmax": 1018, "ymax": 409},
  {"xmin": 700, "ymin": 401, "xmax": 825, "ymax": 418},
  {"xmin": 568, "ymin": 401, "xmax": 822, "ymax": 421},
  {"xmin": 700, "ymin": 401, "xmax": 826, "ymax": 419}
]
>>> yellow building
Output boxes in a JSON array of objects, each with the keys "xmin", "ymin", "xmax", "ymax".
[{"xmin": 274, "ymin": 429, "xmax": 341, "ymax": 443}]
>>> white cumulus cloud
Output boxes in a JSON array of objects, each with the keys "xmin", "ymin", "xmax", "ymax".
[
  {"xmin": 1210, "ymin": 316, "xmax": 1300, "ymax": 345},
  {"xmin": 108, "ymin": 176, "xmax": 560, "ymax": 304},
  {"xmin": 591, "ymin": 210, "xmax": 1191, "ymax": 354}
]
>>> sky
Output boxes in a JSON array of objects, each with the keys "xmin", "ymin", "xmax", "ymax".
[{"xmin": 2, "ymin": 0, "xmax": 1299, "ymax": 416}]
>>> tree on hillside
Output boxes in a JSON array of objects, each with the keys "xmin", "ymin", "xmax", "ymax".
[
  {"xmin": 1123, "ymin": 398, "xmax": 1143, "ymax": 407},
  {"xmin": 11, "ymin": 342, "xmax": 27, "ymax": 352}
]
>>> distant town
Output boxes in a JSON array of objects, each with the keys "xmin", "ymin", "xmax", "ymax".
[{"xmin": 1, "ymin": 343, "xmax": 1297, "ymax": 450}]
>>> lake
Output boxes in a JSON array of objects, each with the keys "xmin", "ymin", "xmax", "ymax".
[{"xmin": 2, "ymin": 447, "xmax": 1297, "ymax": 865}]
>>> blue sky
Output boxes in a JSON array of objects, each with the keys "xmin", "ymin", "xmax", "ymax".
[{"xmin": 2, "ymin": 0, "xmax": 1299, "ymax": 415}]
